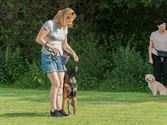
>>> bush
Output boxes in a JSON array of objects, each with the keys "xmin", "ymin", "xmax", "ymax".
[
  {"xmin": 68, "ymin": 30, "xmax": 109, "ymax": 90},
  {"xmin": 2, "ymin": 0, "xmax": 162, "ymax": 91},
  {"xmin": 0, "ymin": 47, "xmax": 26, "ymax": 84},
  {"xmin": 102, "ymin": 46, "xmax": 152, "ymax": 91},
  {"xmin": 15, "ymin": 62, "xmax": 50, "ymax": 89}
]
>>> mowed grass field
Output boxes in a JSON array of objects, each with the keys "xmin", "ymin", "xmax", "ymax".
[{"xmin": 0, "ymin": 87, "xmax": 167, "ymax": 125}]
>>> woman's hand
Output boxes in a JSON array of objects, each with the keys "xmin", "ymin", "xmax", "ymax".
[
  {"xmin": 149, "ymin": 58, "xmax": 153, "ymax": 64},
  {"xmin": 62, "ymin": 38, "xmax": 79, "ymax": 61},
  {"xmin": 52, "ymin": 47, "xmax": 59, "ymax": 54},
  {"xmin": 45, "ymin": 42, "xmax": 59, "ymax": 54},
  {"xmin": 72, "ymin": 53, "xmax": 79, "ymax": 62}
]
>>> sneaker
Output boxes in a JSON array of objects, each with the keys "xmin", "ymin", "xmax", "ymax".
[
  {"xmin": 50, "ymin": 110, "xmax": 64, "ymax": 117},
  {"xmin": 59, "ymin": 110, "xmax": 69, "ymax": 116}
]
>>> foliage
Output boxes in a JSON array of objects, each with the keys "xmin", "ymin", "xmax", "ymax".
[
  {"xmin": 15, "ymin": 62, "xmax": 50, "ymax": 89},
  {"xmin": 1, "ymin": 0, "xmax": 166, "ymax": 90},
  {"xmin": 0, "ymin": 47, "xmax": 26, "ymax": 84},
  {"xmin": 68, "ymin": 29, "xmax": 109, "ymax": 90},
  {"xmin": 102, "ymin": 46, "xmax": 152, "ymax": 91}
]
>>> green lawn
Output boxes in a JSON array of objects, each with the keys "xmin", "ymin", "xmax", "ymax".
[{"xmin": 0, "ymin": 87, "xmax": 167, "ymax": 125}]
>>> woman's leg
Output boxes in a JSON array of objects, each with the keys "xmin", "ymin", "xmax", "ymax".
[
  {"xmin": 47, "ymin": 72, "xmax": 60, "ymax": 112},
  {"xmin": 152, "ymin": 54, "xmax": 162, "ymax": 82},
  {"xmin": 57, "ymin": 72, "xmax": 65, "ymax": 110},
  {"xmin": 162, "ymin": 59, "xmax": 167, "ymax": 86},
  {"xmin": 57, "ymin": 71, "xmax": 69, "ymax": 116}
]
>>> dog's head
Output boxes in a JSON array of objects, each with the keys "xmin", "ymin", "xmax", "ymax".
[
  {"xmin": 64, "ymin": 66, "xmax": 78, "ymax": 86},
  {"xmin": 145, "ymin": 74, "xmax": 156, "ymax": 83},
  {"xmin": 65, "ymin": 66, "xmax": 78, "ymax": 81}
]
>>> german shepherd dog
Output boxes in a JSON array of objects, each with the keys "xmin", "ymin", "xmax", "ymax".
[{"xmin": 62, "ymin": 66, "xmax": 78, "ymax": 115}]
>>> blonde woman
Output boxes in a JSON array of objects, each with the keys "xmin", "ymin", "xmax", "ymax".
[{"xmin": 36, "ymin": 8, "xmax": 79, "ymax": 117}]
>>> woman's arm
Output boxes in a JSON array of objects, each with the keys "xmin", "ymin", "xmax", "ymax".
[
  {"xmin": 36, "ymin": 27, "xmax": 49, "ymax": 45},
  {"xmin": 63, "ymin": 38, "xmax": 79, "ymax": 62},
  {"xmin": 36, "ymin": 27, "xmax": 59, "ymax": 53},
  {"xmin": 148, "ymin": 40, "xmax": 154, "ymax": 64}
]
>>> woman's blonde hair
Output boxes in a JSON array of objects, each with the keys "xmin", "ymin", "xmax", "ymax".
[{"xmin": 54, "ymin": 8, "xmax": 77, "ymax": 28}]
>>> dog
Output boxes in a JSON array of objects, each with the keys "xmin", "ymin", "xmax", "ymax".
[
  {"xmin": 62, "ymin": 66, "xmax": 78, "ymax": 115},
  {"xmin": 145, "ymin": 74, "xmax": 167, "ymax": 96}
]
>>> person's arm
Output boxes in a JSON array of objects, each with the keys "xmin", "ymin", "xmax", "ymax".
[
  {"xmin": 36, "ymin": 27, "xmax": 49, "ymax": 45},
  {"xmin": 36, "ymin": 27, "xmax": 59, "ymax": 53},
  {"xmin": 62, "ymin": 37, "xmax": 79, "ymax": 62},
  {"xmin": 148, "ymin": 40, "xmax": 154, "ymax": 64}
]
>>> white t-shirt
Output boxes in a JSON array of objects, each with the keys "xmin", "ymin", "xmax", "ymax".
[
  {"xmin": 150, "ymin": 30, "xmax": 167, "ymax": 56},
  {"xmin": 41, "ymin": 20, "xmax": 68, "ymax": 55}
]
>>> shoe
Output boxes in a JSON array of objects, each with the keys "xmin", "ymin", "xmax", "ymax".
[
  {"xmin": 50, "ymin": 110, "xmax": 64, "ymax": 117},
  {"xmin": 59, "ymin": 110, "xmax": 69, "ymax": 116}
]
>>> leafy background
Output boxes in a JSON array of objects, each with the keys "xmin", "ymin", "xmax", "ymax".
[{"xmin": 1, "ymin": 0, "xmax": 167, "ymax": 91}]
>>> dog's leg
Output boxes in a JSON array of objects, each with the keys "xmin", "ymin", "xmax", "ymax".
[
  {"xmin": 152, "ymin": 88, "xmax": 158, "ymax": 96},
  {"xmin": 62, "ymin": 86, "xmax": 68, "ymax": 112},
  {"xmin": 72, "ymin": 95, "xmax": 77, "ymax": 115},
  {"xmin": 67, "ymin": 100, "xmax": 71, "ymax": 115}
]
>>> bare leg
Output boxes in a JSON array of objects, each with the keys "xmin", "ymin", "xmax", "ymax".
[
  {"xmin": 47, "ymin": 72, "xmax": 60, "ymax": 112},
  {"xmin": 57, "ymin": 72, "xmax": 65, "ymax": 110}
]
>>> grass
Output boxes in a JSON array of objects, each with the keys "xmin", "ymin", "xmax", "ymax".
[{"xmin": 0, "ymin": 87, "xmax": 167, "ymax": 125}]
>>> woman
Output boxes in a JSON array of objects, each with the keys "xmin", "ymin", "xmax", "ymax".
[
  {"xmin": 148, "ymin": 19, "xmax": 167, "ymax": 87},
  {"xmin": 36, "ymin": 8, "xmax": 79, "ymax": 117}
]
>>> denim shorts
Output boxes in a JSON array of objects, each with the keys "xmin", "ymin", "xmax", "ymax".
[{"xmin": 41, "ymin": 53, "xmax": 67, "ymax": 74}]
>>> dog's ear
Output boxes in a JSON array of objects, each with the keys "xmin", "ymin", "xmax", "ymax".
[
  {"xmin": 151, "ymin": 75, "xmax": 156, "ymax": 82},
  {"xmin": 67, "ymin": 66, "xmax": 78, "ymax": 79},
  {"xmin": 70, "ymin": 77, "xmax": 77, "ymax": 84},
  {"xmin": 65, "ymin": 73, "xmax": 70, "ymax": 80},
  {"xmin": 74, "ymin": 66, "xmax": 78, "ymax": 72}
]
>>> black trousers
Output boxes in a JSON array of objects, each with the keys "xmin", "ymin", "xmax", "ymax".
[{"xmin": 152, "ymin": 53, "xmax": 167, "ymax": 86}]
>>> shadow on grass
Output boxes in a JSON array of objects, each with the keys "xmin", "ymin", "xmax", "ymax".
[
  {"xmin": 1, "ymin": 88, "xmax": 167, "ymax": 105},
  {"xmin": 77, "ymin": 91, "xmax": 167, "ymax": 104},
  {"xmin": 0, "ymin": 94, "xmax": 48, "ymax": 103},
  {"xmin": 0, "ymin": 112, "xmax": 49, "ymax": 117}
]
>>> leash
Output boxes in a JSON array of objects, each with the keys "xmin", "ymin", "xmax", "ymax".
[{"xmin": 44, "ymin": 42, "xmax": 67, "ymax": 72}]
